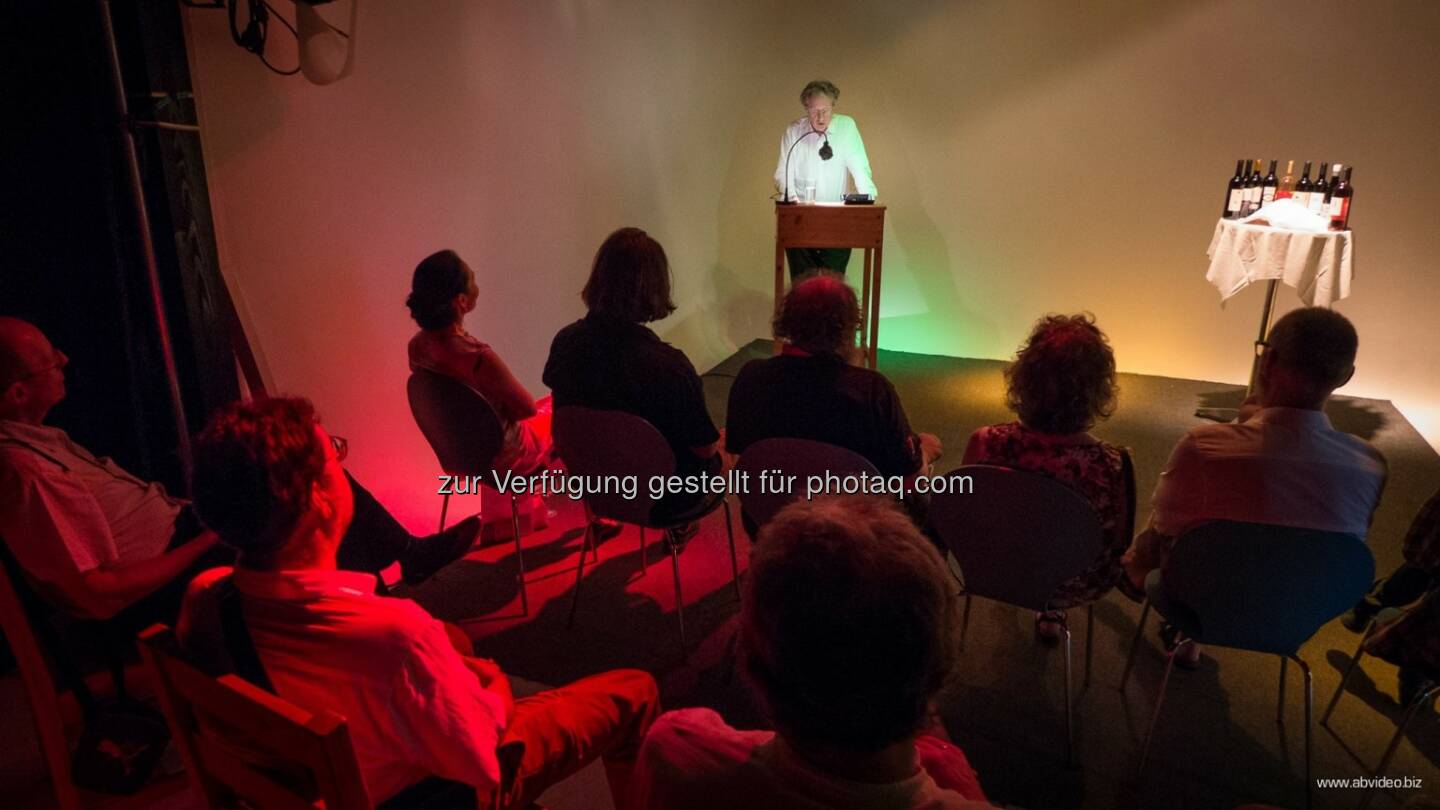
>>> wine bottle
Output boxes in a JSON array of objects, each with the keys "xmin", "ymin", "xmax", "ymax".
[
  {"xmin": 1328, "ymin": 166, "xmax": 1353, "ymax": 230},
  {"xmin": 1294, "ymin": 161, "xmax": 1314, "ymax": 207},
  {"xmin": 1276, "ymin": 159, "xmax": 1296, "ymax": 199},
  {"xmin": 1307, "ymin": 162, "xmax": 1330, "ymax": 214},
  {"xmin": 1223, "ymin": 159, "xmax": 1246, "ymax": 218},
  {"xmin": 1261, "ymin": 159, "xmax": 1279, "ymax": 206},
  {"xmin": 1241, "ymin": 159, "xmax": 1260, "ymax": 216}
]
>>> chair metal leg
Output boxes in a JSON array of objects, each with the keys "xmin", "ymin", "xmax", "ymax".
[
  {"xmin": 723, "ymin": 499, "xmax": 740, "ymax": 600},
  {"xmin": 510, "ymin": 496, "xmax": 527, "ymax": 616},
  {"xmin": 1084, "ymin": 603, "xmax": 1095, "ymax": 688},
  {"xmin": 567, "ymin": 520, "xmax": 594, "ymax": 628},
  {"xmin": 959, "ymin": 593, "xmax": 973, "ymax": 650},
  {"xmin": 667, "ymin": 530, "xmax": 687, "ymax": 655},
  {"xmin": 438, "ymin": 491, "xmax": 450, "ymax": 532},
  {"xmin": 1360, "ymin": 683, "xmax": 1440, "ymax": 810},
  {"xmin": 1278, "ymin": 656, "xmax": 1288, "ymax": 726},
  {"xmin": 1289, "ymin": 655, "xmax": 1313, "ymax": 810},
  {"xmin": 1063, "ymin": 625, "xmax": 1075, "ymax": 766},
  {"xmin": 1322, "ymin": 618, "xmax": 1377, "ymax": 726},
  {"xmin": 1138, "ymin": 639, "xmax": 1185, "ymax": 776},
  {"xmin": 1121, "ymin": 598, "xmax": 1151, "ymax": 693},
  {"xmin": 638, "ymin": 527, "xmax": 647, "ymax": 576}
]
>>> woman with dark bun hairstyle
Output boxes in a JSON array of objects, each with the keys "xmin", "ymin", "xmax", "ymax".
[
  {"xmin": 406, "ymin": 249, "xmax": 552, "ymax": 474},
  {"xmin": 961, "ymin": 313, "xmax": 1133, "ymax": 641}
]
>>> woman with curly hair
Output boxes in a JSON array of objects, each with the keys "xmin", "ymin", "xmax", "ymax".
[{"xmin": 961, "ymin": 313, "xmax": 1133, "ymax": 641}]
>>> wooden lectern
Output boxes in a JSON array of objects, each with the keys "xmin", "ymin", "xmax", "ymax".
[{"xmin": 774, "ymin": 203, "xmax": 887, "ymax": 368}]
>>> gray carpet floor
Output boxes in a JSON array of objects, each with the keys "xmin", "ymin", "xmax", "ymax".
[{"xmin": 399, "ymin": 342, "xmax": 1440, "ymax": 809}]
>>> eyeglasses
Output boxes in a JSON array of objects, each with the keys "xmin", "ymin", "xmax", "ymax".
[
  {"xmin": 329, "ymin": 434, "xmax": 349, "ymax": 462},
  {"xmin": 806, "ymin": 106, "xmax": 833, "ymax": 117},
  {"xmin": 15, "ymin": 350, "xmax": 67, "ymax": 382}
]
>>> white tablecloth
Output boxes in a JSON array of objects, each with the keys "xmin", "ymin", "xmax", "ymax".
[{"xmin": 1205, "ymin": 219, "xmax": 1354, "ymax": 306}]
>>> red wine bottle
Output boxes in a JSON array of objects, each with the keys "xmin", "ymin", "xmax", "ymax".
[
  {"xmin": 1327, "ymin": 166, "xmax": 1353, "ymax": 230},
  {"xmin": 1241, "ymin": 159, "xmax": 1260, "ymax": 215},
  {"xmin": 1307, "ymin": 162, "xmax": 1330, "ymax": 214},
  {"xmin": 1224, "ymin": 159, "xmax": 1246, "ymax": 218},
  {"xmin": 1294, "ymin": 161, "xmax": 1314, "ymax": 207},
  {"xmin": 1261, "ymin": 159, "xmax": 1279, "ymax": 206},
  {"xmin": 1276, "ymin": 159, "xmax": 1296, "ymax": 199}
]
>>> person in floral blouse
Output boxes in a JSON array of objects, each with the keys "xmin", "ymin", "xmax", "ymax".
[{"xmin": 961, "ymin": 313, "xmax": 1133, "ymax": 641}]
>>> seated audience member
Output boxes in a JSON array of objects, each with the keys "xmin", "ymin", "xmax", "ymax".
[
  {"xmin": 631, "ymin": 496, "xmax": 994, "ymax": 809},
  {"xmin": 724, "ymin": 272, "xmax": 941, "ymax": 519},
  {"xmin": 1121, "ymin": 307, "xmax": 1387, "ymax": 665},
  {"xmin": 406, "ymin": 249, "xmax": 552, "ymax": 475},
  {"xmin": 542, "ymin": 227, "xmax": 720, "ymax": 520},
  {"xmin": 180, "ymin": 397, "xmax": 660, "ymax": 808},
  {"xmin": 1344, "ymin": 484, "xmax": 1440, "ymax": 632},
  {"xmin": 962, "ymin": 313, "xmax": 1131, "ymax": 641},
  {"xmin": 1354, "ymin": 486, "xmax": 1440, "ymax": 705},
  {"xmin": 0, "ymin": 318, "xmax": 475, "ymax": 629}
]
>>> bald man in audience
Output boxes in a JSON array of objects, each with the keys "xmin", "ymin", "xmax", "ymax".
[
  {"xmin": 0, "ymin": 317, "xmax": 476, "ymax": 631},
  {"xmin": 1121, "ymin": 307, "xmax": 1387, "ymax": 664}
]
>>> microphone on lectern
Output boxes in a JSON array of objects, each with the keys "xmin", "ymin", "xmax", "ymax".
[
  {"xmin": 819, "ymin": 134, "xmax": 833, "ymax": 161},
  {"xmin": 779, "ymin": 129, "xmax": 824, "ymax": 205}
]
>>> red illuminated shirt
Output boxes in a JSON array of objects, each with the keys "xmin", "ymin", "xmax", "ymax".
[
  {"xmin": 631, "ymin": 708, "xmax": 994, "ymax": 810},
  {"xmin": 179, "ymin": 567, "xmax": 507, "ymax": 804}
]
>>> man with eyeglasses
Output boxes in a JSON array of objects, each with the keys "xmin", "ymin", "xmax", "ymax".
[
  {"xmin": 0, "ymin": 317, "xmax": 478, "ymax": 634},
  {"xmin": 1118, "ymin": 307, "xmax": 1387, "ymax": 667},
  {"xmin": 774, "ymin": 79, "xmax": 878, "ymax": 278}
]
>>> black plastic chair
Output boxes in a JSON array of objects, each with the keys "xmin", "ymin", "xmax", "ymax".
[
  {"xmin": 1320, "ymin": 606, "xmax": 1440, "ymax": 810},
  {"xmin": 407, "ymin": 369, "xmax": 528, "ymax": 615},
  {"xmin": 929, "ymin": 464, "xmax": 1111, "ymax": 764},
  {"xmin": 732, "ymin": 437, "xmax": 881, "ymax": 537},
  {"xmin": 1119, "ymin": 521, "xmax": 1374, "ymax": 808},
  {"xmin": 554, "ymin": 406, "xmax": 738, "ymax": 655}
]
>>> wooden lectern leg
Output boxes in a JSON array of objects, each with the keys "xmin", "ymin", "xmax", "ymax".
[
  {"xmin": 774, "ymin": 241, "xmax": 786, "ymax": 355},
  {"xmin": 869, "ymin": 244, "xmax": 883, "ymax": 368},
  {"xmin": 860, "ymin": 248, "xmax": 874, "ymax": 368}
]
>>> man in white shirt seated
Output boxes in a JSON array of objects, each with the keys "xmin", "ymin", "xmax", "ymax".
[
  {"xmin": 1120, "ymin": 307, "xmax": 1387, "ymax": 664},
  {"xmin": 774, "ymin": 79, "xmax": 878, "ymax": 278},
  {"xmin": 179, "ymin": 396, "xmax": 659, "ymax": 808},
  {"xmin": 0, "ymin": 318, "xmax": 478, "ymax": 632},
  {"xmin": 630, "ymin": 496, "xmax": 994, "ymax": 810}
]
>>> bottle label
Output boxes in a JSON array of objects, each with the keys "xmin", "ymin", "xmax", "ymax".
[
  {"xmin": 1275, "ymin": 190, "xmax": 1292, "ymax": 200},
  {"xmin": 1262, "ymin": 187, "xmax": 1277, "ymax": 205},
  {"xmin": 1295, "ymin": 191, "xmax": 1309, "ymax": 208},
  {"xmin": 1308, "ymin": 194, "xmax": 1326, "ymax": 214},
  {"xmin": 1328, "ymin": 195, "xmax": 1345, "ymax": 217},
  {"xmin": 1335, "ymin": 197, "xmax": 1351, "ymax": 228},
  {"xmin": 1226, "ymin": 190, "xmax": 1241, "ymax": 212}
]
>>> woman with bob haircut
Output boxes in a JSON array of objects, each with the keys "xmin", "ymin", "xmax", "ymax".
[
  {"xmin": 961, "ymin": 313, "xmax": 1133, "ymax": 642},
  {"xmin": 630, "ymin": 496, "xmax": 993, "ymax": 808},
  {"xmin": 406, "ymin": 249, "xmax": 553, "ymax": 475},
  {"xmin": 543, "ymin": 227, "xmax": 720, "ymax": 521}
]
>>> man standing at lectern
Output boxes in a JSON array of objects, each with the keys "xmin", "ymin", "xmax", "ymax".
[{"xmin": 774, "ymin": 79, "xmax": 878, "ymax": 279}]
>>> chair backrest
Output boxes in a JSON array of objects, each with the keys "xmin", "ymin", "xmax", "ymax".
[
  {"xmin": 929, "ymin": 464, "xmax": 1106, "ymax": 611},
  {"xmin": 1162, "ymin": 521, "xmax": 1375, "ymax": 654},
  {"xmin": 733, "ymin": 438, "xmax": 881, "ymax": 531},
  {"xmin": 0, "ymin": 537, "xmax": 81, "ymax": 809},
  {"xmin": 552, "ymin": 406, "xmax": 675, "ymax": 526},
  {"xmin": 407, "ymin": 369, "xmax": 507, "ymax": 477},
  {"xmin": 139, "ymin": 624, "xmax": 371, "ymax": 810}
]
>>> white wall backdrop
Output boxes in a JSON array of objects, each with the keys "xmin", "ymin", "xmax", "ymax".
[{"xmin": 183, "ymin": 0, "xmax": 1440, "ymax": 529}]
